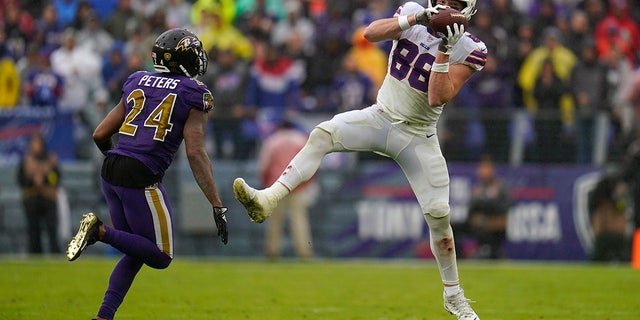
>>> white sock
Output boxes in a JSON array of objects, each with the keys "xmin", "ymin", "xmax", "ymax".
[
  {"xmin": 444, "ymin": 285, "xmax": 462, "ymax": 297},
  {"xmin": 263, "ymin": 181, "xmax": 290, "ymax": 202}
]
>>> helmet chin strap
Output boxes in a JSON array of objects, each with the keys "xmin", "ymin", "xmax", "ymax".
[{"xmin": 179, "ymin": 65, "xmax": 193, "ymax": 78}]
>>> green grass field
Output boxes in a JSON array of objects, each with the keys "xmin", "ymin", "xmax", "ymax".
[{"xmin": 0, "ymin": 257, "xmax": 637, "ymax": 320}]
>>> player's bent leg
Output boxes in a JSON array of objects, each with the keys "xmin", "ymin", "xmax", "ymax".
[
  {"xmin": 67, "ymin": 212, "xmax": 102, "ymax": 261},
  {"xmin": 235, "ymin": 128, "xmax": 335, "ymax": 223},
  {"xmin": 101, "ymin": 226, "xmax": 173, "ymax": 269},
  {"xmin": 278, "ymin": 128, "xmax": 336, "ymax": 189}
]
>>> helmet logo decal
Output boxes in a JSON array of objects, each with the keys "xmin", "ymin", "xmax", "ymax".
[
  {"xmin": 164, "ymin": 53, "xmax": 172, "ymax": 61},
  {"xmin": 176, "ymin": 37, "xmax": 199, "ymax": 53}
]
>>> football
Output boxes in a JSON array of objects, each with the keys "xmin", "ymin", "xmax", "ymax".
[{"xmin": 429, "ymin": 8, "xmax": 468, "ymax": 35}]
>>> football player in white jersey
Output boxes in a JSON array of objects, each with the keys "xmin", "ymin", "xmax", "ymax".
[{"xmin": 234, "ymin": 1, "xmax": 486, "ymax": 319}]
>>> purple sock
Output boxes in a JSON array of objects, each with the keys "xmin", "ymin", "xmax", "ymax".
[
  {"xmin": 97, "ymin": 255, "xmax": 143, "ymax": 320},
  {"xmin": 102, "ymin": 226, "xmax": 172, "ymax": 269}
]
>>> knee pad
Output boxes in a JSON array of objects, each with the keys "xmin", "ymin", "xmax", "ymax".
[
  {"xmin": 426, "ymin": 201, "xmax": 450, "ymax": 219},
  {"xmin": 307, "ymin": 128, "xmax": 334, "ymax": 151}
]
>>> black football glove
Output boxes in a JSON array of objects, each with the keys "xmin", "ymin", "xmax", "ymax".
[{"xmin": 213, "ymin": 207, "xmax": 229, "ymax": 244}]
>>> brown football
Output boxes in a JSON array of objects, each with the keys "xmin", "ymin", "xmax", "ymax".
[{"xmin": 429, "ymin": 8, "xmax": 468, "ymax": 35}]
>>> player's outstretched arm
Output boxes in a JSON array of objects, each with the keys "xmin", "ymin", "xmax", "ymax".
[
  {"xmin": 363, "ymin": 16, "xmax": 409, "ymax": 42},
  {"xmin": 184, "ymin": 108, "xmax": 228, "ymax": 244},
  {"xmin": 364, "ymin": 2, "xmax": 445, "ymax": 42},
  {"xmin": 427, "ymin": 24, "xmax": 476, "ymax": 107},
  {"xmin": 93, "ymin": 99, "xmax": 125, "ymax": 154}
]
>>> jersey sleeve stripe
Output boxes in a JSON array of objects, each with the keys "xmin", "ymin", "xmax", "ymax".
[
  {"xmin": 394, "ymin": 6, "xmax": 403, "ymax": 16},
  {"xmin": 465, "ymin": 56, "xmax": 487, "ymax": 67},
  {"xmin": 465, "ymin": 50, "xmax": 487, "ymax": 67},
  {"xmin": 470, "ymin": 50, "xmax": 487, "ymax": 59}
]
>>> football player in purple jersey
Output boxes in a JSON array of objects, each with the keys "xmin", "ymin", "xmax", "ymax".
[{"xmin": 66, "ymin": 28, "xmax": 229, "ymax": 320}]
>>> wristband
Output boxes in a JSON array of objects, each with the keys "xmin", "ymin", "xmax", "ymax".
[
  {"xmin": 431, "ymin": 62, "xmax": 449, "ymax": 73},
  {"xmin": 398, "ymin": 15, "xmax": 411, "ymax": 31}
]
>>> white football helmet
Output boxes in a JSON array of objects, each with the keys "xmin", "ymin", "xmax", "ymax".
[{"xmin": 431, "ymin": 0, "xmax": 477, "ymax": 20}]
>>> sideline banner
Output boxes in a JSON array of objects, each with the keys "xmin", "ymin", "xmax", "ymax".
[
  {"xmin": 0, "ymin": 107, "xmax": 75, "ymax": 164},
  {"xmin": 325, "ymin": 162, "xmax": 601, "ymax": 261}
]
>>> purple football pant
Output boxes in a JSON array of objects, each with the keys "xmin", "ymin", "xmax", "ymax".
[{"xmin": 97, "ymin": 178, "xmax": 174, "ymax": 319}]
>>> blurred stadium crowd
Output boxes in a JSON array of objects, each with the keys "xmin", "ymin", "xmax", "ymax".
[{"xmin": 1, "ymin": 0, "xmax": 640, "ymax": 166}]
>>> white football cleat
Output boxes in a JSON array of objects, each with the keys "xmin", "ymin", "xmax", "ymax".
[
  {"xmin": 444, "ymin": 290, "xmax": 479, "ymax": 320},
  {"xmin": 233, "ymin": 178, "xmax": 277, "ymax": 223}
]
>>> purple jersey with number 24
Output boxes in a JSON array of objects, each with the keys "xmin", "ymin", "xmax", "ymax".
[{"xmin": 109, "ymin": 70, "xmax": 214, "ymax": 176}]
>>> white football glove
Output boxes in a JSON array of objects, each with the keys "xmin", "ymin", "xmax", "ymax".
[
  {"xmin": 415, "ymin": 3, "xmax": 449, "ymax": 26},
  {"xmin": 437, "ymin": 23, "xmax": 465, "ymax": 55}
]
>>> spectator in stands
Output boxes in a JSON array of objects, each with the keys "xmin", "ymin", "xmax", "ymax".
[
  {"xmin": 104, "ymin": 0, "xmax": 143, "ymax": 41},
  {"xmin": 467, "ymin": 155, "xmax": 511, "ymax": 259},
  {"xmin": 351, "ymin": 0, "xmax": 393, "ymax": 27},
  {"xmin": 20, "ymin": 0, "xmax": 47, "ymax": 19},
  {"xmin": 50, "ymin": 28, "xmax": 106, "ymax": 159},
  {"xmin": 507, "ymin": 20, "xmax": 534, "ymax": 107},
  {"xmin": 53, "ymin": 0, "xmax": 80, "ymax": 29},
  {"xmin": 86, "ymin": 0, "xmax": 118, "ymax": 23},
  {"xmin": 131, "ymin": 0, "xmax": 166, "ymax": 18},
  {"xmin": 330, "ymin": 54, "xmax": 375, "ymax": 113},
  {"xmin": 570, "ymin": 40, "xmax": 609, "ymax": 164},
  {"xmin": 621, "ymin": 63, "xmax": 640, "ymax": 137},
  {"xmin": 344, "ymin": 26, "xmax": 387, "ymax": 91},
  {"xmin": 467, "ymin": 7, "xmax": 509, "ymax": 62},
  {"xmin": 530, "ymin": 57, "xmax": 572, "ymax": 163},
  {"xmin": 280, "ymin": 29, "xmax": 309, "ymax": 87},
  {"xmin": 17, "ymin": 133, "xmax": 61, "ymax": 254},
  {"xmin": 192, "ymin": 3, "xmax": 254, "ymax": 62},
  {"xmin": 602, "ymin": 45, "xmax": 634, "ymax": 160},
  {"xmin": 3, "ymin": 1, "xmax": 33, "ymax": 60},
  {"xmin": 271, "ymin": 0, "xmax": 315, "ymax": 55},
  {"xmin": 147, "ymin": 8, "xmax": 170, "ymax": 36},
  {"xmin": 192, "ymin": 0, "xmax": 236, "ymax": 24},
  {"xmin": 122, "ymin": 23, "xmax": 152, "ymax": 66},
  {"xmin": 23, "ymin": 50, "xmax": 64, "ymax": 108},
  {"xmin": 565, "ymin": 10, "xmax": 593, "ymax": 56},
  {"xmin": 619, "ymin": 138, "xmax": 640, "ymax": 232},
  {"xmin": 235, "ymin": 0, "xmax": 279, "ymax": 41},
  {"xmin": 529, "ymin": 59, "xmax": 574, "ymax": 163},
  {"xmin": 580, "ymin": 0, "xmax": 607, "ymax": 27},
  {"xmin": 259, "ymin": 120, "xmax": 317, "ymax": 261},
  {"xmin": 102, "ymin": 43, "xmax": 127, "ymax": 105},
  {"xmin": 0, "ymin": 33, "xmax": 20, "ymax": 107},
  {"xmin": 313, "ymin": 4, "xmax": 352, "ymax": 54},
  {"xmin": 165, "ymin": 0, "xmax": 192, "ymax": 29},
  {"xmin": 75, "ymin": 11, "xmax": 115, "ymax": 57},
  {"xmin": 200, "ymin": 47, "xmax": 251, "ymax": 159},
  {"xmin": 244, "ymin": 40, "xmax": 301, "ymax": 139},
  {"xmin": 302, "ymin": 34, "xmax": 347, "ymax": 112},
  {"xmin": 588, "ymin": 173, "xmax": 631, "ymax": 262},
  {"xmin": 71, "ymin": 1, "xmax": 96, "ymax": 30},
  {"xmin": 491, "ymin": 0, "xmax": 524, "ymax": 37},
  {"xmin": 527, "ymin": 0, "xmax": 559, "ymax": 45},
  {"xmin": 102, "ymin": 49, "xmax": 144, "ymax": 117},
  {"xmin": 594, "ymin": 0, "xmax": 640, "ymax": 67},
  {"xmin": 236, "ymin": 0, "xmax": 286, "ymax": 23},
  {"xmin": 460, "ymin": 55, "xmax": 514, "ymax": 162},
  {"xmin": 350, "ymin": 0, "xmax": 394, "ymax": 53},
  {"xmin": 33, "ymin": 4, "xmax": 65, "ymax": 54},
  {"xmin": 518, "ymin": 27, "xmax": 576, "ymax": 162}
]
